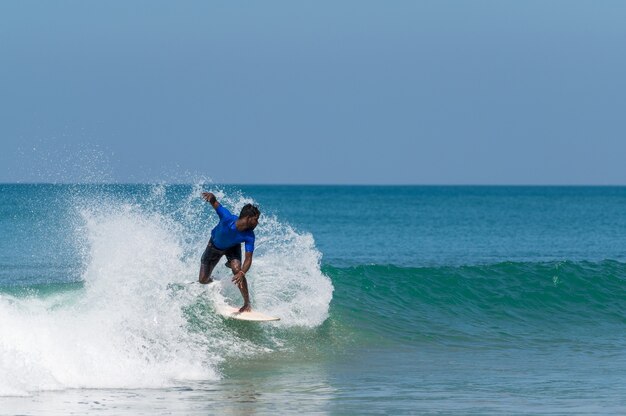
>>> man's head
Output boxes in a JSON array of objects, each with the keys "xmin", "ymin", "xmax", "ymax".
[{"xmin": 239, "ymin": 204, "xmax": 261, "ymax": 230}]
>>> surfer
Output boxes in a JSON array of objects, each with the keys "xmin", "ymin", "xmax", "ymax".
[{"xmin": 199, "ymin": 192, "xmax": 260, "ymax": 312}]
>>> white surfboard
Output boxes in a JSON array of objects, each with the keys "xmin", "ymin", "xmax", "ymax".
[{"xmin": 215, "ymin": 304, "xmax": 280, "ymax": 322}]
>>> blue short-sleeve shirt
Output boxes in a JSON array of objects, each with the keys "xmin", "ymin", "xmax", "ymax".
[{"xmin": 210, "ymin": 205, "xmax": 255, "ymax": 252}]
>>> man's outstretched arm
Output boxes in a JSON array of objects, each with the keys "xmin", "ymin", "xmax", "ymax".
[
  {"xmin": 202, "ymin": 192, "xmax": 220, "ymax": 209},
  {"xmin": 202, "ymin": 192, "xmax": 232, "ymax": 220}
]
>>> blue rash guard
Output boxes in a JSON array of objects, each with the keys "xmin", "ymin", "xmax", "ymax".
[{"xmin": 210, "ymin": 205, "xmax": 255, "ymax": 252}]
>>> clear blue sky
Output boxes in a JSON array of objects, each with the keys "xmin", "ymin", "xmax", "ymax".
[{"xmin": 1, "ymin": 1, "xmax": 625, "ymax": 184}]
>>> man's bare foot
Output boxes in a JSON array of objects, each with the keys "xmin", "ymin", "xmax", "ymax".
[
  {"xmin": 199, "ymin": 277, "xmax": 214, "ymax": 284},
  {"xmin": 239, "ymin": 303, "xmax": 251, "ymax": 313}
]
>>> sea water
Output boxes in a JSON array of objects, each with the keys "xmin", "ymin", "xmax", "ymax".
[{"xmin": 1, "ymin": 184, "xmax": 626, "ymax": 415}]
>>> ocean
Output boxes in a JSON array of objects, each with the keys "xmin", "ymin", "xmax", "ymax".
[{"xmin": 1, "ymin": 184, "xmax": 626, "ymax": 415}]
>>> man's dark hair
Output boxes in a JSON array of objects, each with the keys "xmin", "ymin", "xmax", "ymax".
[{"xmin": 240, "ymin": 203, "xmax": 260, "ymax": 219}]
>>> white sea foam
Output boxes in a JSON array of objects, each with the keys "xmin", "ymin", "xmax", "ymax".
[{"xmin": 0, "ymin": 186, "xmax": 333, "ymax": 396}]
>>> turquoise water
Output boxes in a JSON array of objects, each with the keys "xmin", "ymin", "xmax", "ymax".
[{"xmin": 1, "ymin": 184, "xmax": 626, "ymax": 414}]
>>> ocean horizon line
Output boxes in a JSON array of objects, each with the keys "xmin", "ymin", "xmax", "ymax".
[{"xmin": 2, "ymin": 182, "xmax": 626, "ymax": 188}]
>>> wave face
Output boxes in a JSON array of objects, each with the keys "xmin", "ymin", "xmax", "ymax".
[
  {"xmin": 326, "ymin": 261, "xmax": 626, "ymax": 349},
  {"xmin": 0, "ymin": 185, "xmax": 333, "ymax": 396}
]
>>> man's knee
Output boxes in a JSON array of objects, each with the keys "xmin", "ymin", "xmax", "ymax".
[
  {"xmin": 199, "ymin": 276, "xmax": 214, "ymax": 284},
  {"xmin": 199, "ymin": 264, "xmax": 214, "ymax": 284},
  {"xmin": 229, "ymin": 259, "xmax": 242, "ymax": 273},
  {"xmin": 199, "ymin": 275, "xmax": 213, "ymax": 284}
]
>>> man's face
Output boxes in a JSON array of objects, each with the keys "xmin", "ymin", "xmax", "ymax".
[{"xmin": 245, "ymin": 215, "xmax": 260, "ymax": 231}]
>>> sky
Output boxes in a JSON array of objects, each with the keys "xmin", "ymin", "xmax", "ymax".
[{"xmin": 1, "ymin": 1, "xmax": 625, "ymax": 185}]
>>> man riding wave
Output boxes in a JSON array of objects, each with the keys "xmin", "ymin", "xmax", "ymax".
[{"xmin": 199, "ymin": 192, "xmax": 260, "ymax": 312}]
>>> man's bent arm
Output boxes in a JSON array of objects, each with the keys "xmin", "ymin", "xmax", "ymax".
[
  {"xmin": 242, "ymin": 251, "xmax": 253, "ymax": 274},
  {"xmin": 232, "ymin": 252, "xmax": 253, "ymax": 285}
]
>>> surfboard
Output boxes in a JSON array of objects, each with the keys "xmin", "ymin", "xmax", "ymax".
[{"xmin": 215, "ymin": 304, "xmax": 280, "ymax": 322}]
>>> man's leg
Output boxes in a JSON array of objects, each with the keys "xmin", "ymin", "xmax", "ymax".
[
  {"xmin": 228, "ymin": 259, "xmax": 251, "ymax": 312},
  {"xmin": 199, "ymin": 241, "xmax": 223, "ymax": 284},
  {"xmin": 225, "ymin": 244, "xmax": 250, "ymax": 312},
  {"xmin": 198, "ymin": 263, "xmax": 214, "ymax": 284}
]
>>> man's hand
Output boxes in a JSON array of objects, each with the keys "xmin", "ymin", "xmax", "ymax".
[
  {"xmin": 232, "ymin": 270, "xmax": 246, "ymax": 286},
  {"xmin": 202, "ymin": 192, "xmax": 217, "ymax": 205}
]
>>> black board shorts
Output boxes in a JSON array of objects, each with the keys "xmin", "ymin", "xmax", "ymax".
[{"xmin": 201, "ymin": 238, "xmax": 242, "ymax": 273}]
